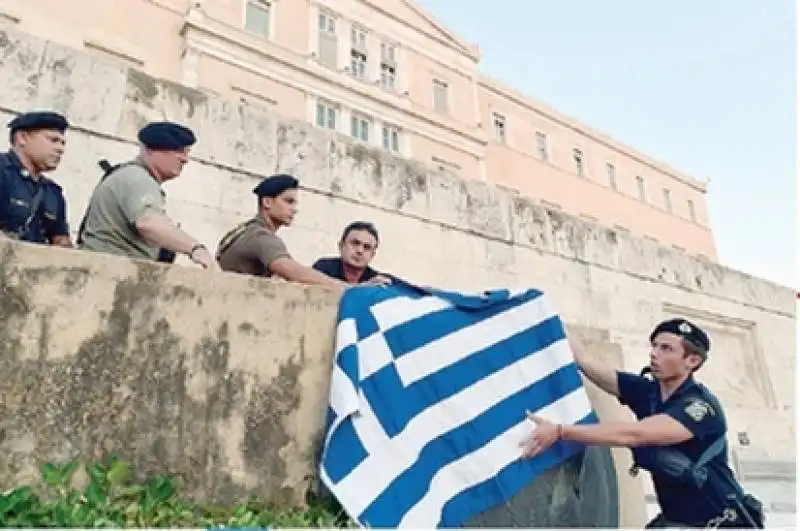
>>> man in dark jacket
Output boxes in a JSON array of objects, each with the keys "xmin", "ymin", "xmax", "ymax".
[{"xmin": 312, "ymin": 221, "xmax": 398, "ymax": 286}]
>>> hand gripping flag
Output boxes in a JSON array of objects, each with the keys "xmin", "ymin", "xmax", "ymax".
[{"xmin": 319, "ymin": 282, "xmax": 598, "ymax": 528}]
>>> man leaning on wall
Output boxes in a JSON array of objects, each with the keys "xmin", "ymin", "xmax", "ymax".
[
  {"xmin": 0, "ymin": 111, "xmax": 73, "ymax": 248},
  {"xmin": 77, "ymin": 121, "xmax": 216, "ymax": 269},
  {"xmin": 216, "ymin": 174, "xmax": 383, "ymax": 288},
  {"xmin": 312, "ymin": 221, "xmax": 393, "ymax": 286}
]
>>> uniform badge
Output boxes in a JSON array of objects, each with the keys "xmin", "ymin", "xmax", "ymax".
[
  {"xmin": 684, "ymin": 399, "xmax": 713, "ymax": 422},
  {"xmin": 678, "ymin": 321, "xmax": 692, "ymax": 334}
]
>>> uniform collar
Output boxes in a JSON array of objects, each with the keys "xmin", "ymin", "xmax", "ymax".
[
  {"xmin": 253, "ymin": 215, "xmax": 279, "ymax": 234},
  {"xmin": 134, "ymin": 155, "xmax": 162, "ymax": 185},
  {"xmin": 5, "ymin": 150, "xmax": 44, "ymax": 182},
  {"xmin": 674, "ymin": 374, "xmax": 699, "ymax": 396},
  {"xmin": 660, "ymin": 374, "xmax": 699, "ymax": 405}
]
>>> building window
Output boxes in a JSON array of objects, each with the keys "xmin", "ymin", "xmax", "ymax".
[
  {"xmin": 379, "ymin": 42, "xmax": 397, "ymax": 91},
  {"xmin": 382, "ymin": 124, "xmax": 400, "ymax": 153},
  {"xmin": 350, "ymin": 26, "xmax": 368, "ymax": 80},
  {"xmin": 317, "ymin": 10, "xmax": 338, "ymax": 69},
  {"xmin": 662, "ymin": 188, "xmax": 672, "ymax": 213},
  {"xmin": 492, "ymin": 112, "xmax": 506, "ymax": 143},
  {"xmin": 535, "ymin": 131, "xmax": 548, "ymax": 161},
  {"xmin": 244, "ymin": 0, "xmax": 271, "ymax": 39},
  {"xmin": 635, "ymin": 175, "xmax": 646, "ymax": 201},
  {"xmin": 315, "ymin": 100, "xmax": 337, "ymax": 130},
  {"xmin": 432, "ymin": 79, "xmax": 448, "ymax": 113},
  {"xmin": 606, "ymin": 162, "xmax": 617, "ymax": 190},
  {"xmin": 687, "ymin": 199, "xmax": 696, "ymax": 222},
  {"xmin": 573, "ymin": 148, "xmax": 585, "ymax": 177},
  {"xmin": 350, "ymin": 112, "xmax": 370, "ymax": 142}
]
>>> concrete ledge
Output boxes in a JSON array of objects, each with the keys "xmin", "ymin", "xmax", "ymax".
[
  {"xmin": 0, "ymin": 238, "xmax": 341, "ymax": 506},
  {"xmin": 0, "ymin": 239, "xmax": 652, "ymax": 525}
]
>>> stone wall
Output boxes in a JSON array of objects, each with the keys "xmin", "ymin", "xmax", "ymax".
[
  {"xmin": 0, "ymin": 238, "xmax": 648, "ymax": 526},
  {"xmin": 0, "ymin": 239, "xmax": 341, "ymax": 507},
  {"xmin": 0, "ymin": 26, "xmax": 795, "ymax": 518}
]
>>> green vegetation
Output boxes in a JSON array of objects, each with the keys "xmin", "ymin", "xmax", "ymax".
[{"xmin": 0, "ymin": 456, "xmax": 353, "ymax": 528}]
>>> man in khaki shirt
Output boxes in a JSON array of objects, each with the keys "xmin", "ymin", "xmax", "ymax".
[
  {"xmin": 78, "ymin": 121, "xmax": 215, "ymax": 269},
  {"xmin": 217, "ymin": 174, "xmax": 386, "ymax": 287}
]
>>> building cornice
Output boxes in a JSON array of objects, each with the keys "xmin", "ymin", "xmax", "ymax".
[
  {"xmin": 479, "ymin": 75, "xmax": 709, "ymax": 194},
  {"xmin": 316, "ymin": 0, "xmax": 479, "ymax": 75},
  {"xmin": 180, "ymin": 8, "xmax": 488, "ymax": 158},
  {"xmin": 356, "ymin": 0, "xmax": 480, "ymax": 62}
]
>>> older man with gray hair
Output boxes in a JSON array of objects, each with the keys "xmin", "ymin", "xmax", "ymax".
[{"xmin": 78, "ymin": 121, "xmax": 216, "ymax": 269}]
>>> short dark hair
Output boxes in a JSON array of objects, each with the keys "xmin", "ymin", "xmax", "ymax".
[
  {"xmin": 681, "ymin": 338, "xmax": 706, "ymax": 372},
  {"xmin": 340, "ymin": 221, "xmax": 379, "ymax": 245}
]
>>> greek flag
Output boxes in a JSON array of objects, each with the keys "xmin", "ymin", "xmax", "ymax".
[{"xmin": 319, "ymin": 283, "xmax": 598, "ymax": 528}]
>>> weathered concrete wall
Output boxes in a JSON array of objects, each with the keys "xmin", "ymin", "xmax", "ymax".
[
  {"xmin": 0, "ymin": 238, "xmax": 645, "ymax": 525},
  {"xmin": 0, "ymin": 239, "xmax": 341, "ymax": 506},
  {"xmin": 0, "ymin": 26, "xmax": 795, "ymax": 519}
]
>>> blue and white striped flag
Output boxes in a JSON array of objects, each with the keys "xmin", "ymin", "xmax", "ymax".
[{"xmin": 319, "ymin": 283, "xmax": 598, "ymax": 528}]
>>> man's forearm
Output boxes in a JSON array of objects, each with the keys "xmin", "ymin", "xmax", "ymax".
[
  {"xmin": 293, "ymin": 266, "xmax": 347, "ymax": 286},
  {"xmin": 136, "ymin": 213, "xmax": 200, "ymax": 254},
  {"xmin": 573, "ymin": 355, "xmax": 621, "ymax": 398},
  {"xmin": 561, "ymin": 421, "xmax": 642, "ymax": 448},
  {"xmin": 271, "ymin": 257, "xmax": 348, "ymax": 287}
]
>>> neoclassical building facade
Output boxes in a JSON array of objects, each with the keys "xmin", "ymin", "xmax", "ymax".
[{"xmin": 0, "ymin": 0, "xmax": 717, "ymax": 259}]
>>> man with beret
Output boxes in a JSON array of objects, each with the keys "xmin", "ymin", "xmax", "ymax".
[
  {"xmin": 520, "ymin": 318, "xmax": 764, "ymax": 528},
  {"xmin": 78, "ymin": 121, "xmax": 216, "ymax": 269},
  {"xmin": 217, "ymin": 174, "xmax": 384, "ymax": 287},
  {"xmin": 0, "ymin": 110, "xmax": 73, "ymax": 247}
]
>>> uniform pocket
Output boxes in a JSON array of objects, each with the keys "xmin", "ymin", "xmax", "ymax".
[{"xmin": 8, "ymin": 196, "xmax": 31, "ymax": 220}]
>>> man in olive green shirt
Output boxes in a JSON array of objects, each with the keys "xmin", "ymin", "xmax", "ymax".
[
  {"xmin": 217, "ymin": 174, "xmax": 387, "ymax": 287},
  {"xmin": 78, "ymin": 121, "xmax": 215, "ymax": 269}
]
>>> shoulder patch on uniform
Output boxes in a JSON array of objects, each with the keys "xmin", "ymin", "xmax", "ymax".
[
  {"xmin": 137, "ymin": 195, "xmax": 161, "ymax": 210},
  {"xmin": 684, "ymin": 398, "xmax": 715, "ymax": 422}
]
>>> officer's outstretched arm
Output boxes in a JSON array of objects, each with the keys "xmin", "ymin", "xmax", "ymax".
[
  {"xmin": 270, "ymin": 257, "xmax": 349, "ymax": 287},
  {"xmin": 539, "ymin": 397, "xmax": 721, "ymax": 450},
  {"xmin": 564, "ymin": 413, "xmax": 695, "ymax": 448},
  {"xmin": 136, "ymin": 212, "xmax": 205, "ymax": 255},
  {"xmin": 569, "ymin": 337, "xmax": 620, "ymax": 398}
]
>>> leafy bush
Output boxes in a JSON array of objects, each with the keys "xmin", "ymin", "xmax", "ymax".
[{"xmin": 0, "ymin": 456, "xmax": 352, "ymax": 528}]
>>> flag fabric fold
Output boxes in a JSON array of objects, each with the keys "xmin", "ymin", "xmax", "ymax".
[{"xmin": 319, "ymin": 282, "xmax": 598, "ymax": 528}]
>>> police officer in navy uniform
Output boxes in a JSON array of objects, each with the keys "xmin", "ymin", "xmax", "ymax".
[
  {"xmin": 520, "ymin": 318, "xmax": 764, "ymax": 528},
  {"xmin": 0, "ymin": 111, "xmax": 72, "ymax": 247}
]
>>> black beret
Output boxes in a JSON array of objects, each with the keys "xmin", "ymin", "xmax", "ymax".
[
  {"xmin": 649, "ymin": 318, "xmax": 710, "ymax": 355},
  {"xmin": 8, "ymin": 111, "xmax": 69, "ymax": 135},
  {"xmin": 138, "ymin": 121, "xmax": 196, "ymax": 150},
  {"xmin": 253, "ymin": 174, "xmax": 299, "ymax": 198}
]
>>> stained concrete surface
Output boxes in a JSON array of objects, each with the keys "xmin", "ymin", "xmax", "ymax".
[
  {"xmin": 0, "ymin": 240, "xmax": 340, "ymax": 507},
  {"xmin": 0, "ymin": 239, "xmax": 645, "ymax": 526}
]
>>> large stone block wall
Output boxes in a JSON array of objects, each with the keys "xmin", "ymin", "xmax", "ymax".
[{"xmin": 0, "ymin": 26, "xmax": 795, "ymax": 514}]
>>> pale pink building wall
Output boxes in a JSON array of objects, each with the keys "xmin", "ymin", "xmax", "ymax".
[{"xmin": 0, "ymin": 0, "xmax": 717, "ymax": 260}]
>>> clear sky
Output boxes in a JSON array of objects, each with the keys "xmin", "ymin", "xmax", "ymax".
[{"xmin": 416, "ymin": 0, "xmax": 796, "ymax": 288}]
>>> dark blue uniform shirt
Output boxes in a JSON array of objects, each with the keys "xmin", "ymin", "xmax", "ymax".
[
  {"xmin": 617, "ymin": 371, "xmax": 738, "ymax": 525},
  {"xmin": 0, "ymin": 151, "xmax": 69, "ymax": 244}
]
